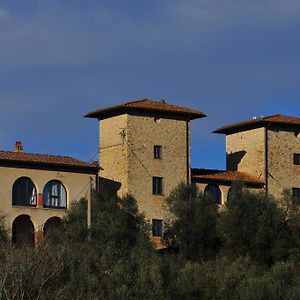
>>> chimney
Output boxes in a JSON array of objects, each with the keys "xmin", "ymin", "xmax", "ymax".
[
  {"xmin": 15, "ymin": 141, "xmax": 23, "ymax": 153},
  {"xmin": 160, "ymin": 99, "xmax": 166, "ymax": 103}
]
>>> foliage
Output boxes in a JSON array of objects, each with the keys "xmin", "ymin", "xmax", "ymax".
[
  {"xmin": 164, "ymin": 183, "xmax": 220, "ymax": 261},
  {"xmin": 2, "ymin": 183, "xmax": 300, "ymax": 298},
  {"xmin": 219, "ymin": 184, "xmax": 300, "ymax": 265}
]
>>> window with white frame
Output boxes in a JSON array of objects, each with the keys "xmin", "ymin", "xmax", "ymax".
[
  {"xmin": 12, "ymin": 177, "xmax": 37, "ymax": 206},
  {"xmin": 43, "ymin": 180, "xmax": 67, "ymax": 209}
]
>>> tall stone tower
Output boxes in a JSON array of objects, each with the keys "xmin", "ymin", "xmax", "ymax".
[
  {"xmin": 214, "ymin": 114, "xmax": 300, "ymax": 200},
  {"xmin": 85, "ymin": 99, "xmax": 205, "ymax": 236}
]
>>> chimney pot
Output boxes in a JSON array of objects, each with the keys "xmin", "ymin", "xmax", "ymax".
[
  {"xmin": 160, "ymin": 99, "xmax": 166, "ymax": 103},
  {"xmin": 15, "ymin": 141, "xmax": 23, "ymax": 153}
]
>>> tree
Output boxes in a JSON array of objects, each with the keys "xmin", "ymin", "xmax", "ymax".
[
  {"xmin": 164, "ymin": 183, "xmax": 220, "ymax": 261},
  {"xmin": 219, "ymin": 184, "xmax": 300, "ymax": 265}
]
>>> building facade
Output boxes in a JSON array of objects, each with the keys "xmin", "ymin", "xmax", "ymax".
[
  {"xmin": 214, "ymin": 114, "xmax": 300, "ymax": 200},
  {"xmin": 85, "ymin": 99, "xmax": 205, "ymax": 238},
  {"xmin": 2, "ymin": 99, "xmax": 300, "ymax": 244},
  {"xmin": 0, "ymin": 143, "xmax": 98, "ymax": 245}
]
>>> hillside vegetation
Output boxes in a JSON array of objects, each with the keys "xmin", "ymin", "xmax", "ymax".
[{"xmin": 1, "ymin": 184, "xmax": 300, "ymax": 299}]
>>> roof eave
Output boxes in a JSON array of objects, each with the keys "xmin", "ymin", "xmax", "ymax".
[
  {"xmin": 85, "ymin": 106, "xmax": 206, "ymax": 120},
  {"xmin": 213, "ymin": 121, "xmax": 266, "ymax": 135},
  {"xmin": 0, "ymin": 159, "xmax": 100, "ymax": 174}
]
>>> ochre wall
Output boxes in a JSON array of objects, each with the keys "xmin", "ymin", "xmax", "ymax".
[
  {"xmin": 195, "ymin": 182, "xmax": 263, "ymax": 205},
  {"xmin": 0, "ymin": 167, "xmax": 93, "ymax": 236}
]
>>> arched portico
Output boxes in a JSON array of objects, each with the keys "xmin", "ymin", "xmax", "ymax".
[
  {"xmin": 12, "ymin": 215, "xmax": 34, "ymax": 246},
  {"xmin": 43, "ymin": 217, "xmax": 62, "ymax": 237}
]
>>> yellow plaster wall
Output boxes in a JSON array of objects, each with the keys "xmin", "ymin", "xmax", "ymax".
[{"xmin": 0, "ymin": 167, "xmax": 93, "ymax": 235}]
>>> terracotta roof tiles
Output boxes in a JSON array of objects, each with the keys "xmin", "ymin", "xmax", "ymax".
[
  {"xmin": 214, "ymin": 114, "xmax": 300, "ymax": 134},
  {"xmin": 191, "ymin": 168, "xmax": 264, "ymax": 186},
  {"xmin": 0, "ymin": 151, "xmax": 99, "ymax": 173},
  {"xmin": 85, "ymin": 99, "xmax": 206, "ymax": 120}
]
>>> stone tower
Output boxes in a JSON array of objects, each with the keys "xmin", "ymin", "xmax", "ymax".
[
  {"xmin": 214, "ymin": 114, "xmax": 300, "ymax": 200},
  {"xmin": 85, "ymin": 99, "xmax": 205, "ymax": 236}
]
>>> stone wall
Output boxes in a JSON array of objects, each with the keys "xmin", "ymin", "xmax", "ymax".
[
  {"xmin": 99, "ymin": 114, "xmax": 129, "ymax": 196},
  {"xmin": 226, "ymin": 127, "xmax": 265, "ymax": 181},
  {"xmin": 126, "ymin": 114, "xmax": 189, "ymax": 221},
  {"xmin": 268, "ymin": 128, "xmax": 300, "ymax": 198},
  {"xmin": 99, "ymin": 113, "xmax": 189, "ymax": 222}
]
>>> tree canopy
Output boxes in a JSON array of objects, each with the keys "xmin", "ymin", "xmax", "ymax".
[{"xmin": 1, "ymin": 183, "xmax": 300, "ymax": 299}]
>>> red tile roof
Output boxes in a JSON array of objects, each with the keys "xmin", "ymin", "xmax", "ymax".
[
  {"xmin": 0, "ymin": 151, "xmax": 99, "ymax": 173},
  {"xmin": 85, "ymin": 99, "xmax": 206, "ymax": 120},
  {"xmin": 191, "ymin": 168, "xmax": 264, "ymax": 186},
  {"xmin": 214, "ymin": 114, "xmax": 300, "ymax": 134}
]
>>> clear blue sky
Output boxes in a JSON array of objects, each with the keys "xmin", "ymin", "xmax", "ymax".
[{"xmin": 0, "ymin": 0, "xmax": 300, "ymax": 170}]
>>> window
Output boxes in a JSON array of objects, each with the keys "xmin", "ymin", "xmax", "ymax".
[
  {"xmin": 153, "ymin": 177, "xmax": 163, "ymax": 195},
  {"xmin": 152, "ymin": 219, "xmax": 163, "ymax": 237},
  {"xmin": 154, "ymin": 145, "xmax": 162, "ymax": 159},
  {"xmin": 294, "ymin": 154, "xmax": 300, "ymax": 165},
  {"xmin": 292, "ymin": 188, "xmax": 300, "ymax": 204},
  {"xmin": 43, "ymin": 180, "xmax": 67, "ymax": 209},
  {"xmin": 204, "ymin": 184, "xmax": 222, "ymax": 204},
  {"xmin": 12, "ymin": 177, "xmax": 37, "ymax": 206}
]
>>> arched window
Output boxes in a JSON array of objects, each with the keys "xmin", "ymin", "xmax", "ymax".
[
  {"xmin": 12, "ymin": 177, "xmax": 37, "ymax": 206},
  {"xmin": 43, "ymin": 180, "xmax": 67, "ymax": 209},
  {"xmin": 204, "ymin": 184, "xmax": 222, "ymax": 204},
  {"xmin": 12, "ymin": 215, "xmax": 34, "ymax": 246}
]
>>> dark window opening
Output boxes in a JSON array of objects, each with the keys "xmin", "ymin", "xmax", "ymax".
[
  {"xmin": 43, "ymin": 180, "xmax": 67, "ymax": 209},
  {"xmin": 292, "ymin": 188, "xmax": 300, "ymax": 204},
  {"xmin": 12, "ymin": 177, "xmax": 37, "ymax": 206},
  {"xmin": 153, "ymin": 177, "xmax": 163, "ymax": 195},
  {"xmin": 152, "ymin": 219, "xmax": 163, "ymax": 237},
  {"xmin": 154, "ymin": 145, "xmax": 162, "ymax": 159},
  {"xmin": 294, "ymin": 154, "xmax": 300, "ymax": 165},
  {"xmin": 204, "ymin": 184, "xmax": 222, "ymax": 204}
]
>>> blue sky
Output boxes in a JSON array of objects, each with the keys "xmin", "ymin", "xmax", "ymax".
[{"xmin": 0, "ymin": 0, "xmax": 300, "ymax": 169}]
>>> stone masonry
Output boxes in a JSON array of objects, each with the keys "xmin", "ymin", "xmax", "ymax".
[
  {"xmin": 100, "ymin": 113, "xmax": 190, "ymax": 221},
  {"xmin": 226, "ymin": 127, "xmax": 265, "ymax": 181}
]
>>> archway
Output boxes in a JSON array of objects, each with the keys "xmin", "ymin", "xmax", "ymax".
[
  {"xmin": 43, "ymin": 217, "xmax": 62, "ymax": 237},
  {"xmin": 12, "ymin": 215, "xmax": 34, "ymax": 246},
  {"xmin": 204, "ymin": 184, "xmax": 222, "ymax": 204}
]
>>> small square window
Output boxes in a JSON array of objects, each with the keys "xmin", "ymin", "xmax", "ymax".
[
  {"xmin": 152, "ymin": 219, "xmax": 163, "ymax": 237},
  {"xmin": 292, "ymin": 188, "xmax": 300, "ymax": 204},
  {"xmin": 153, "ymin": 177, "xmax": 163, "ymax": 195},
  {"xmin": 154, "ymin": 145, "xmax": 162, "ymax": 159},
  {"xmin": 294, "ymin": 154, "xmax": 300, "ymax": 165}
]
